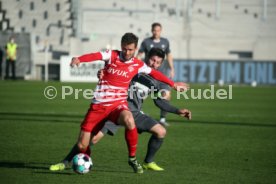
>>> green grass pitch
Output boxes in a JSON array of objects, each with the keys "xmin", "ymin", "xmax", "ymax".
[{"xmin": 0, "ymin": 81, "xmax": 275, "ymax": 184}]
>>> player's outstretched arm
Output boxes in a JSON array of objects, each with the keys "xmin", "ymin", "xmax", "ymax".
[
  {"xmin": 148, "ymin": 69, "xmax": 174, "ymax": 87},
  {"xmin": 153, "ymin": 97, "xmax": 179, "ymax": 114},
  {"xmin": 70, "ymin": 52, "xmax": 103, "ymax": 67},
  {"xmin": 148, "ymin": 69, "xmax": 189, "ymax": 92},
  {"xmin": 153, "ymin": 98, "xmax": 191, "ymax": 121}
]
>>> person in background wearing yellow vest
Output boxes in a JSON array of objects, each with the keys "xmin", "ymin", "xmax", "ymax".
[
  {"xmin": 0, "ymin": 46, "xmax": 3, "ymax": 79},
  {"xmin": 5, "ymin": 37, "xmax": 18, "ymax": 80}
]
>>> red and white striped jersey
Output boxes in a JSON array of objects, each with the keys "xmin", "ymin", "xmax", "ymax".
[{"xmin": 77, "ymin": 49, "xmax": 174, "ymax": 106}]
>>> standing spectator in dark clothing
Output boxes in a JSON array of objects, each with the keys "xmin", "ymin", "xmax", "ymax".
[
  {"xmin": 137, "ymin": 23, "xmax": 175, "ymax": 126},
  {"xmin": 5, "ymin": 37, "xmax": 18, "ymax": 80}
]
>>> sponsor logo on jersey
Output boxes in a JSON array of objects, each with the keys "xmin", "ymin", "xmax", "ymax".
[
  {"xmin": 107, "ymin": 67, "xmax": 129, "ymax": 78},
  {"xmin": 128, "ymin": 66, "xmax": 134, "ymax": 72}
]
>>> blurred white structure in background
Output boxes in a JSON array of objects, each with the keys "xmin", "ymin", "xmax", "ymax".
[{"xmin": 0, "ymin": 0, "xmax": 275, "ymax": 81}]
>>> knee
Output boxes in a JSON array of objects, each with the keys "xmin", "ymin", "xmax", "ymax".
[
  {"xmin": 158, "ymin": 128, "xmax": 166, "ymax": 138},
  {"xmin": 91, "ymin": 137, "xmax": 99, "ymax": 145},
  {"xmin": 123, "ymin": 114, "xmax": 135, "ymax": 130},
  {"xmin": 162, "ymin": 91, "xmax": 171, "ymax": 100},
  {"xmin": 155, "ymin": 126, "xmax": 166, "ymax": 138},
  {"xmin": 77, "ymin": 142, "xmax": 88, "ymax": 152},
  {"xmin": 167, "ymin": 93, "xmax": 171, "ymax": 100}
]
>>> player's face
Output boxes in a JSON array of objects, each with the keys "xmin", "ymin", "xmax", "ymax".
[
  {"xmin": 121, "ymin": 43, "xmax": 137, "ymax": 61},
  {"xmin": 147, "ymin": 55, "xmax": 163, "ymax": 69},
  {"xmin": 152, "ymin": 26, "xmax": 162, "ymax": 39}
]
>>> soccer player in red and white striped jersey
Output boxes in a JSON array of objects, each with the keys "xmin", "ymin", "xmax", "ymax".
[{"xmin": 50, "ymin": 33, "xmax": 187, "ymax": 173}]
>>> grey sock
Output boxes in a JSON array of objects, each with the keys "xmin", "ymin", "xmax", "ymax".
[
  {"xmin": 160, "ymin": 109, "xmax": 167, "ymax": 119},
  {"xmin": 144, "ymin": 135, "xmax": 164, "ymax": 163}
]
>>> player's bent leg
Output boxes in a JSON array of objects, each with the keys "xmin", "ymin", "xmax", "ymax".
[
  {"xmin": 77, "ymin": 130, "xmax": 91, "ymax": 153},
  {"xmin": 117, "ymin": 110, "xmax": 136, "ymax": 130},
  {"xmin": 81, "ymin": 131, "xmax": 105, "ymax": 159},
  {"xmin": 164, "ymin": 91, "xmax": 171, "ymax": 100},
  {"xmin": 117, "ymin": 110, "xmax": 143, "ymax": 174},
  {"xmin": 50, "ymin": 131, "xmax": 91, "ymax": 172},
  {"xmin": 91, "ymin": 131, "xmax": 105, "ymax": 145},
  {"xmin": 143, "ymin": 124, "xmax": 165, "ymax": 171},
  {"xmin": 150, "ymin": 124, "xmax": 166, "ymax": 138},
  {"xmin": 117, "ymin": 110, "xmax": 138, "ymax": 157}
]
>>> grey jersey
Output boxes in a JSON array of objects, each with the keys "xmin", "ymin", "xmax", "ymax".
[
  {"xmin": 127, "ymin": 74, "xmax": 157, "ymax": 112},
  {"xmin": 139, "ymin": 37, "xmax": 171, "ymax": 58},
  {"xmin": 139, "ymin": 37, "xmax": 171, "ymax": 76},
  {"xmin": 102, "ymin": 73, "xmax": 180, "ymax": 136},
  {"xmin": 127, "ymin": 73, "xmax": 178, "ymax": 113}
]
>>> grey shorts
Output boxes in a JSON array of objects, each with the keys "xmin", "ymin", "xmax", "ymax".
[
  {"xmin": 132, "ymin": 111, "xmax": 159, "ymax": 134},
  {"xmin": 100, "ymin": 111, "xmax": 159, "ymax": 135},
  {"xmin": 101, "ymin": 120, "xmax": 120, "ymax": 136}
]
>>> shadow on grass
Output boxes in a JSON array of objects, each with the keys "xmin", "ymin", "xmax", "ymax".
[
  {"xmin": 174, "ymin": 119, "xmax": 276, "ymax": 128},
  {"xmin": 0, "ymin": 117, "xmax": 79, "ymax": 123},
  {"xmin": 0, "ymin": 161, "xmax": 49, "ymax": 170},
  {"xmin": 92, "ymin": 168, "xmax": 133, "ymax": 174},
  {"xmin": 0, "ymin": 112, "xmax": 82, "ymax": 124},
  {"xmin": 0, "ymin": 161, "xmax": 74, "ymax": 175},
  {"xmin": 0, "ymin": 161, "xmax": 133, "ymax": 175},
  {"xmin": 34, "ymin": 171, "xmax": 74, "ymax": 175},
  {"xmin": 35, "ymin": 169, "xmax": 133, "ymax": 175},
  {"xmin": 0, "ymin": 112, "xmax": 83, "ymax": 118}
]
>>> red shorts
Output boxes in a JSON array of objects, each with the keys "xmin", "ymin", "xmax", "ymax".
[{"xmin": 81, "ymin": 101, "xmax": 129, "ymax": 134}]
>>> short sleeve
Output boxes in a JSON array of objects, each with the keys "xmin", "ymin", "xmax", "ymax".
[{"xmin": 165, "ymin": 39, "xmax": 171, "ymax": 54}]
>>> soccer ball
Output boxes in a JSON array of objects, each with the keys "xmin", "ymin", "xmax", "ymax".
[
  {"xmin": 251, "ymin": 80, "xmax": 257, "ymax": 87},
  {"xmin": 72, "ymin": 153, "xmax": 93, "ymax": 174},
  {"xmin": 218, "ymin": 79, "xmax": 224, "ymax": 86}
]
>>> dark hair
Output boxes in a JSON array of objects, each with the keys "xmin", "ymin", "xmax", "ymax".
[
  {"xmin": 121, "ymin": 33, "xmax": 139, "ymax": 47},
  {"xmin": 147, "ymin": 48, "xmax": 165, "ymax": 60},
  {"xmin": 151, "ymin": 22, "xmax": 162, "ymax": 31}
]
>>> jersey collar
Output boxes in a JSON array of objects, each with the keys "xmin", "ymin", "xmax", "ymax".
[{"xmin": 119, "ymin": 52, "xmax": 134, "ymax": 64}]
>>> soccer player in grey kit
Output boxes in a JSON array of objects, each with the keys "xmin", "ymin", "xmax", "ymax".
[{"xmin": 137, "ymin": 22, "xmax": 174, "ymax": 126}]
